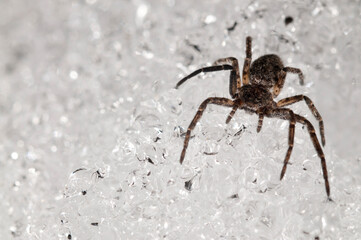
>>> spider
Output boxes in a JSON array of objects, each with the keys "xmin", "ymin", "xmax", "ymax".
[{"xmin": 175, "ymin": 36, "xmax": 330, "ymax": 199}]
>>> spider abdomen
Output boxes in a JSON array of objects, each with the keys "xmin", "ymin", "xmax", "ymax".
[
  {"xmin": 239, "ymin": 85, "xmax": 274, "ymax": 110},
  {"xmin": 250, "ymin": 54, "xmax": 284, "ymax": 88}
]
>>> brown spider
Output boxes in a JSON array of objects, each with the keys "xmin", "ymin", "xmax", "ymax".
[{"xmin": 175, "ymin": 36, "xmax": 330, "ymax": 199}]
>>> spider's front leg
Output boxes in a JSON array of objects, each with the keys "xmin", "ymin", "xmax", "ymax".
[
  {"xmin": 245, "ymin": 108, "xmax": 268, "ymax": 133},
  {"xmin": 256, "ymin": 111, "xmax": 264, "ymax": 133},
  {"xmin": 266, "ymin": 108, "xmax": 296, "ymax": 180},
  {"xmin": 224, "ymin": 100, "xmax": 244, "ymax": 124},
  {"xmin": 175, "ymin": 65, "xmax": 233, "ymax": 89},
  {"xmin": 277, "ymin": 95, "xmax": 326, "ymax": 146},
  {"xmin": 213, "ymin": 57, "xmax": 241, "ymax": 98},
  {"xmin": 179, "ymin": 97, "xmax": 235, "ymax": 164},
  {"xmin": 226, "ymin": 106, "xmax": 263, "ymax": 131},
  {"xmin": 294, "ymin": 114, "xmax": 331, "ymax": 199}
]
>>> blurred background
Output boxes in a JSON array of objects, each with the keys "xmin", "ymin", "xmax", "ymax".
[{"xmin": 0, "ymin": 0, "xmax": 360, "ymax": 239}]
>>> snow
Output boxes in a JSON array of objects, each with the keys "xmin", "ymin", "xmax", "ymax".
[{"xmin": 0, "ymin": 0, "xmax": 360, "ymax": 239}]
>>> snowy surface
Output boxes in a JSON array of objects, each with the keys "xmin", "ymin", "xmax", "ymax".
[{"xmin": 0, "ymin": 0, "xmax": 360, "ymax": 239}]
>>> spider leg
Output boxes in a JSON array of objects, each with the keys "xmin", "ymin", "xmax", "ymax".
[
  {"xmin": 272, "ymin": 67, "xmax": 304, "ymax": 97},
  {"xmin": 213, "ymin": 57, "xmax": 240, "ymax": 98},
  {"xmin": 283, "ymin": 67, "xmax": 304, "ymax": 85},
  {"xmin": 257, "ymin": 111, "xmax": 264, "ymax": 133},
  {"xmin": 175, "ymin": 65, "xmax": 233, "ymax": 89},
  {"xmin": 225, "ymin": 100, "xmax": 243, "ymax": 124},
  {"xmin": 294, "ymin": 113, "xmax": 331, "ymax": 199},
  {"xmin": 267, "ymin": 108, "xmax": 296, "ymax": 180},
  {"xmin": 180, "ymin": 97, "xmax": 235, "ymax": 164},
  {"xmin": 272, "ymin": 70, "xmax": 286, "ymax": 97},
  {"xmin": 277, "ymin": 95, "xmax": 325, "ymax": 146},
  {"xmin": 242, "ymin": 36, "xmax": 252, "ymax": 86}
]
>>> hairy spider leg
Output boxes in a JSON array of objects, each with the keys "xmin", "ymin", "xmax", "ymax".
[
  {"xmin": 225, "ymin": 105, "xmax": 238, "ymax": 124},
  {"xmin": 175, "ymin": 65, "xmax": 233, "ymax": 89},
  {"xmin": 242, "ymin": 36, "xmax": 252, "ymax": 86},
  {"xmin": 225, "ymin": 100, "xmax": 243, "ymax": 124},
  {"xmin": 294, "ymin": 114, "xmax": 331, "ymax": 199},
  {"xmin": 179, "ymin": 97, "xmax": 235, "ymax": 164},
  {"xmin": 272, "ymin": 70, "xmax": 287, "ymax": 98},
  {"xmin": 283, "ymin": 67, "xmax": 304, "ymax": 85},
  {"xmin": 213, "ymin": 57, "xmax": 241, "ymax": 98},
  {"xmin": 277, "ymin": 95, "xmax": 325, "ymax": 146},
  {"xmin": 272, "ymin": 67, "xmax": 304, "ymax": 98},
  {"xmin": 257, "ymin": 111, "xmax": 264, "ymax": 132},
  {"xmin": 267, "ymin": 108, "xmax": 296, "ymax": 180}
]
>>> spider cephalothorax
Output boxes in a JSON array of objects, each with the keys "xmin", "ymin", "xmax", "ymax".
[{"xmin": 175, "ymin": 36, "xmax": 330, "ymax": 199}]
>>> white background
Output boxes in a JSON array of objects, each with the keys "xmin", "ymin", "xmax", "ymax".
[{"xmin": 0, "ymin": 0, "xmax": 360, "ymax": 239}]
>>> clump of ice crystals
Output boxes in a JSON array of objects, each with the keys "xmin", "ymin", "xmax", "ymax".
[{"xmin": 0, "ymin": 0, "xmax": 360, "ymax": 239}]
